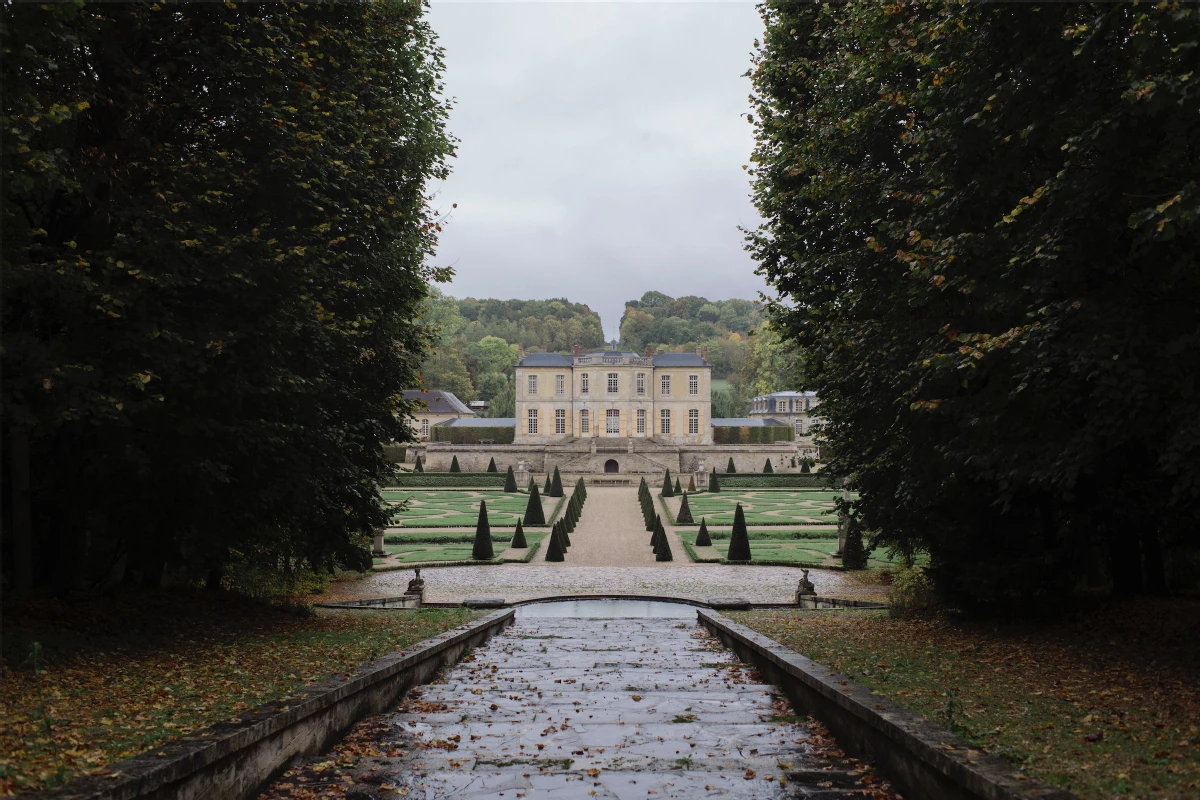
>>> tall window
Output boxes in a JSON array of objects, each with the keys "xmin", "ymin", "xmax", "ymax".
[
  {"xmin": 555, "ymin": 408, "xmax": 566, "ymax": 434},
  {"xmin": 636, "ymin": 373, "xmax": 645, "ymax": 395},
  {"xmin": 607, "ymin": 372, "xmax": 618, "ymax": 393},
  {"xmin": 795, "ymin": 420, "xmax": 804, "ymax": 436},
  {"xmin": 581, "ymin": 373, "xmax": 590, "ymax": 394},
  {"xmin": 555, "ymin": 374, "xmax": 565, "ymax": 395},
  {"xmin": 660, "ymin": 409, "xmax": 671, "ymax": 434},
  {"xmin": 660, "ymin": 375, "xmax": 671, "ymax": 396},
  {"xmin": 580, "ymin": 409, "xmax": 589, "ymax": 434},
  {"xmin": 527, "ymin": 375, "xmax": 538, "ymax": 395},
  {"xmin": 527, "ymin": 408, "xmax": 538, "ymax": 434},
  {"xmin": 688, "ymin": 409, "xmax": 699, "ymax": 434},
  {"xmin": 636, "ymin": 408, "xmax": 645, "ymax": 434},
  {"xmin": 606, "ymin": 409, "xmax": 619, "ymax": 434},
  {"xmin": 421, "ymin": 418, "xmax": 429, "ymax": 437},
  {"xmin": 688, "ymin": 374, "xmax": 698, "ymax": 396}
]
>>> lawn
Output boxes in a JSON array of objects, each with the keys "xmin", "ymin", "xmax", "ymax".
[
  {"xmin": 682, "ymin": 530, "xmax": 896, "ymax": 569},
  {"xmin": 380, "ymin": 532, "xmax": 545, "ymax": 564},
  {"xmin": 0, "ymin": 591, "xmax": 473, "ymax": 795},
  {"xmin": 680, "ymin": 490, "xmax": 845, "ymax": 526},
  {"xmin": 382, "ymin": 490, "xmax": 547, "ymax": 528},
  {"xmin": 730, "ymin": 599, "xmax": 1200, "ymax": 800}
]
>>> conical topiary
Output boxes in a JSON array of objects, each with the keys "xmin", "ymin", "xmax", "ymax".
[
  {"xmin": 561, "ymin": 518, "xmax": 571, "ymax": 547},
  {"xmin": 544, "ymin": 473, "xmax": 553, "ymax": 495},
  {"xmin": 511, "ymin": 520, "xmax": 527, "ymax": 548},
  {"xmin": 651, "ymin": 514, "xmax": 663, "ymax": 552},
  {"xmin": 414, "ymin": 454, "xmax": 424, "ymax": 473},
  {"xmin": 727, "ymin": 457, "xmax": 736, "ymax": 473},
  {"xmin": 709, "ymin": 470, "xmax": 721, "ymax": 493},
  {"xmin": 524, "ymin": 484, "xmax": 545, "ymax": 525},
  {"xmin": 763, "ymin": 458, "xmax": 774, "ymax": 474},
  {"xmin": 673, "ymin": 477, "xmax": 682, "ymax": 495},
  {"xmin": 842, "ymin": 518, "xmax": 869, "ymax": 570},
  {"xmin": 550, "ymin": 466, "xmax": 564, "ymax": 497},
  {"xmin": 472, "ymin": 500, "xmax": 494, "ymax": 560},
  {"xmin": 545, "ymin": 527, "xmax": 565, "ymax": 561},
  {"xmin": 527, "ymin": 477, "xmax": 537, "ymax": 493},
  {"xmin": 696, "ymin": 518, "xmax": 712, "ymax": 547},
  {"xmin": 801, "ymin": 460, "xmax": 811, "ymax": 474},
  {"xmin": 727, "ymin": 504, "xmax": 751, "ymax": 561},
  {"xmin": 449, "ymin": 455, "xmax": 461, "ymax": 473},
  {"xmin": 487, "ymin": 457, "xmax": 498, "ymax": 473},
  {"xmin": 688, "ymin": 475, "xmax": 696, "ymax": 492},
  {"xmin": 661, "ymin": 469, "xmax": 674, "ymax": 497},
  {"xmin": 504, "ymin": 465, "xmax": 518, "ymax": 492},
  {"xmin": 676, "ymin": 492, "xmax": 694, "ymax": 524},
  {"xmin": 656, "ymin": 529, "xmax": 673, "ymax": 562}
]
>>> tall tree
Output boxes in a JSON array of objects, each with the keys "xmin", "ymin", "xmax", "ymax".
[{"xmin": 747, "ymin": 1, "xmax": 1200, "ymax": 605}]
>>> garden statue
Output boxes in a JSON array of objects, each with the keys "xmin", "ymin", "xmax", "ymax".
[
  {"xmin": 405, "ymin": 568, "xmax": 425, "ymax": 598},
  {"xmin": 795, "ymin": 569, "xmax": 816, "ymax": 600}
]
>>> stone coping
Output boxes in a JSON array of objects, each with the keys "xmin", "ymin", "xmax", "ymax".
[
  {"xmin": 336, "ymin": 593, "xmax": 886, "ymax": 611},
  {"xmin": 697, "ymin": 610, "xmax": 1080, "ymax": 800},
  {"xmin": 27, "ymin": 609, "xmax": 515, "ymax": 800}
]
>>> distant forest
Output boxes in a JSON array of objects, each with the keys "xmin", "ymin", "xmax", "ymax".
[{"xmin": 418, "ymin": 289, "xmax": 803, "ymax": 418}]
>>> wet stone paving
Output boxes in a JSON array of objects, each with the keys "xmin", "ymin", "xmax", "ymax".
[{"xmin": 264, "ymin": 601, "xmax": 897, "ymax": 799}]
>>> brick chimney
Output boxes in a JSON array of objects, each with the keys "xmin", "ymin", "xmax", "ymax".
[
  {"xmin": 645, "ymin": 344, "xmax": 652, "ymax": 357},
  {"xmin": 702, "ymin": 346, "xmax": 709, "ymax": 361},
  {"xmin": 573, "ymin": 344, "xmax": 581, "ymax": 357},
  {"xmin": 657, "ymin": 347, "xmax": 665, "ymax": 355},
  {"xmin": 696, "ymin": 346, "xmax": 702, "ymax": 357}
]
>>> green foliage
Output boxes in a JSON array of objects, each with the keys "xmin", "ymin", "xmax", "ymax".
[
  {"xmin": 661, "ymin": 469, "xmax": 674, "ymax": 497},
  {"xmin": 430, "ymin": 426, "xmax": 515, "ymax": 445},
  {"xmin": 486, "ymin": 457, "xmax": 497, "ymax": 473},
  {"xmin": 712, "ymin": 426, "xmax": 794, "ymax": 445},
  {"xmin": 695, "ymin": 519, "xmax": 712, "ymax": 547},
  {"xmin": 841, "ymin": 520, "xmax": 869, "ymax": 571},
  {"xmin": 673, "ymin": 478, "xmax": 682, "ymax": 495},
  {"xmin": 448, "ymin": 456, "xmax": 461, "ymax": 474},
  {"xmin": 510, "ymin": 520, "xmax": 527, "ymax": 549},
  {"xmin": 388, "ymin": 473, "xmax": 506, "ymax": 489},
  {"xmin": 747, "ymin": 1, "xmax": 1200, "ymax": 605},
  {"xmin": 523, "ymin": 484, "xmax": 545, "ymax": 526},
  {"xmin": 1, "ymin": 0, "xmax": 454, "ymax": 592},
  {"xmin": 709, "ymin": 470, "xmax": 721, "ymax": 493},
  {"xmin": 549, "ymin": 467, "xmax": 564, "ymax": 498},
  {"xmin": 414, "ymin": 455, "xmax": 425, "ymax": 473},
  {"xmin": 544, "ymin": 526, "xmax": 565, "ymax": 562},
  {"xmin": 656, "ymin": 527, "xmax": 673, "ymax": 562},
  {"xmin": 543, "ymin": 473, "xmax": 553, "ymax": 496},
  {"xmin": 889, "ymin": 562, "xmax": 937, "ymax": 618},
  {"xmin": 676, "ymin": 493, "xmax": 694, "ymax": 525},
  {"xmin": 763, "ymin": 459, "xmax": 774, "ymax": 474},
  {"xmin": 504, "ymin": 465, "xmax": 518, "ymax": 493},
  {"xmin": 472, "ymin": 501, "xmax": 494, "ymax": 560},
  {"xmin": 721, "ymin": 474, "xmax": 835, "ymax": 489},
  {"xmin": 687, "ymin": 475, "xmax": 696, "ymax": 492},
  {"xmin": 727, "ymin": 505, "xmax": 752, "ymax": 562},
  {"xmin": 727, "ymin": 457, "xmax": 737, "ymax": 474}
]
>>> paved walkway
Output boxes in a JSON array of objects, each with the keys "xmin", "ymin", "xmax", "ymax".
[
  {"xmin": 264, "ymin": 605, "xmax": 888, "ymax": 799},
  {"xmin": 533, "ymin": 487, "xmax": 691, "ymax": 567}
]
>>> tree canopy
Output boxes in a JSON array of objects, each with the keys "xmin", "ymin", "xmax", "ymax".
[{"xmin": 747, "ymin": 1, "xmax": 1200, "ymax": 605}]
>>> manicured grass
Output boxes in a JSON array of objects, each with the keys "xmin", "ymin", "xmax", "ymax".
[
  {"xmin": 382, "ymin": 490, "xmax": 541, "ymax": 527},
  {"xmin": 730, "ymin": 600, "xmax": 1200, "ymax": 800},
  {"xmin": 682, "ymin": 530, "xmax": 897, "ymax": 569},
  {"xmin": 681, "ymin": 490, "xmax": 847, "ymax": 526},
  {"xmin": 381, "ymin": 532, "xmax": 545, "ymax": 563},
  {"xmin": 0, "ymin": 591, "xmax": 474, "ymax": 795}
]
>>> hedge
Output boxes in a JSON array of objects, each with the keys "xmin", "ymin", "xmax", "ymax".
[
  {"xmin": 385, "ymin": 473, "xmax": 507, "ymax": 488},
  {"xmin": 430, "ymin": 426, "xmax": 516, "ymax": 444},
  {"xmin": 711, "ymin": 425, "xmax": 794, "ymax": 444},
  {"xmin": 382, "ymin": 444, "xmax": 408, "ymax": 463},
  {"xmin": 720, "ymin": 474, "xmax": 838, "ymax": 489}
]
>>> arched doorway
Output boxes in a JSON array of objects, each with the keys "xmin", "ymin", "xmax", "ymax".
[{"xmin": 604, "ymin": 459, "xmax": 619, "ymax": 473}]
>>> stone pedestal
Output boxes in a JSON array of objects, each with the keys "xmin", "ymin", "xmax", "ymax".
[{"xmin": 372, "ymin": 531, "xmax": 387, "ymax": 557}]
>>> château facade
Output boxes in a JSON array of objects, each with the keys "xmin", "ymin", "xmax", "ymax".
[{"xmin": 514, "ymin": 342, "xmax": 712, "ymax": 445}]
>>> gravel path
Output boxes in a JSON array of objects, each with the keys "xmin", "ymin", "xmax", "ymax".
[{"xmin": 533, "ymin": 486, "xmax": 691, "ymax": 567}]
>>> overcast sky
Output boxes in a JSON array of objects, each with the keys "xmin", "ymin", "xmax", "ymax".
[{"xmin": 427, "ymin": 1, "xmax": 768, "ymax": 340}]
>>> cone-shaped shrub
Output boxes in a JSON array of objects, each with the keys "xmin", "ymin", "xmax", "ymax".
[
  {"xmin": 661, "ymin": 469, "xmax": 674, "ymax": 497},
  {"xmin": 709, "ymin": 470, "xmax": 721, "ymax": 493},
  {"xmin": 472, "ymin": 501, "xmax": 494, "ymax": 560},
  {"xmin": 449, "ymin": 455, "xmax": 461, "ymax": 473},
  {"xmin": 550, "ymin": 467, "xmax": 564, "ymax": 497},
  {"xmin": 842, "ymin": 518, "xmax": 869, "ymax": 570},
  {"xmin": 561, "ymin": 518, "xmax": 571, "ymax": 547},
  {"xmin": 763, "ymin": 458, "xmax": 774, "ymax": 474},
  {"xmin": 527, "ymin": 477, "xmax": 537, "ymax": 493},
  {"xmin": 651, "ymin": 515, "xmax": 663, "ymax": 552},
  {"xmin": 696, "ymin": 518, "xmax": 712, "ymax": 547},
  {"xmin": 801, "ymin": 460, "xmax": 811, "ymax": 474},
  {"xmin": 504, "ymin": 466, "xmax": 518, "ymax": 492},
  {"xmin": 511, "ymin": 520, "xmax": 527, "ymax": 548},
  {"xmin": 523, "ymin": 484, "xmax": 545, "ymax": 525},
  {"xmin": 676, "ymin": 493, "xmax": 694, "ymax": 524},
  {"xmin": 688, "ymin": 475, "xmax": 696, "ymax": 492},
  {"xmin": 544, "ymin": 473, "xmax": 553, "ymax": 495},
  {"xmin": 727, "ymin": 457, "xmax": 736, "ymax": 473},
  {"xmin": 656, "ymin": 531, "xmax": 673, "ymax": 562},
  {"xmin": 727, "ymin": 504, "xmax": 752, "ymax": 561},
  {"xmin": 545, "ymin": 528, "xmax": 565, "ymax": 562},
  {"xmin": 673, "ymin": 478, "xmax": 682, "ymax": 495},
  {"xmin": 414, "ymin": 454, "xmax": 424, "ymax": 473},
  {"xmin": 487, "ymin": 457, "xmax": 498, "ymax": 473}
]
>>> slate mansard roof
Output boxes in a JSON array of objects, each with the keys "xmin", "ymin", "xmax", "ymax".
[
  {"xmin": 516, "ymin": 351, "xmax": 711, "ymax": 368},
  {"xmin": 437, "ymin": 416, "xmax": 516, "ymax": 428},
  {"xmin": 711, "ymin": 417, "xmax": 790, "ymax": 427},
  {"xmin": 518, "ymin": 353, "xmax": 574, "ymax": 367},
  {"xmin": 402, "ymin": 389, "xmax": 474, "ymax": 415},
  {"xmin": 650, "ymin": 353, "xmax": 710, "ymax": 368}
]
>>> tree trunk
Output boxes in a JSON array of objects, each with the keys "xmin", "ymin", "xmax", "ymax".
[
  {"xmin": 1141, "ymin": 529, "xmax": 1169, "ymax": 595},
  {"xmin": 9, "ymin": 426, "xmax": 34, "ymax": 596}
]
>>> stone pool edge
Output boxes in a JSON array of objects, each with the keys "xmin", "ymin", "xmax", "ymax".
[
  {"xmin": 26, "ymin": 609, "xmax": 515, "ymax": 800},
  {"xmin": 697, "ymin": 610, "xmax": 1080, "ymax": 800}
]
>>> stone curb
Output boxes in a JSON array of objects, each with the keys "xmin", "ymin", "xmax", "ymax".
[
  {"xmin": 697, "ymin": 610, "xmax": 1080, "ymax": 800},
  {"xmin": 25, "ymin": 609, "xmax": 515, "ymax": 800}
]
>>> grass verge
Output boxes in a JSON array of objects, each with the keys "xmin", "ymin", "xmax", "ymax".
[
  {"xmin": 728, "ymin": 599, "xmax": 1200, "ymax": 799},
  {"xmin": 0, "ymin": 591, "xmax": 473, "ymax": 795}
]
